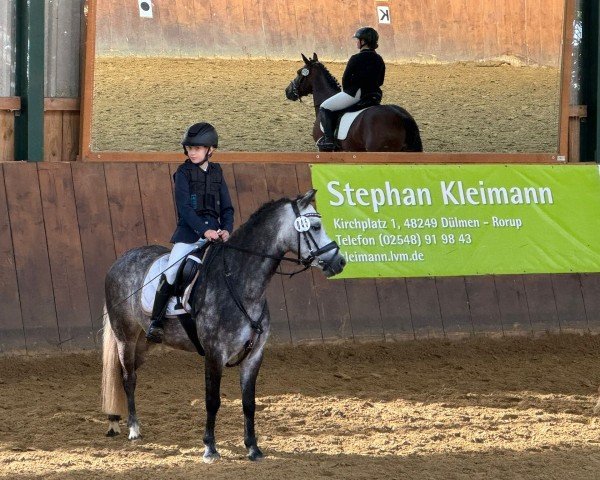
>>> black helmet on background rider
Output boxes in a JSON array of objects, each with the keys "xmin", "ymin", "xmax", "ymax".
[
  {"xmin": 181, "ymin": 122, "xmax": 219, "ymax": 151},
  {"xmin": 353, "ymin": 26, "xmax": 379, "ymax": 49}
]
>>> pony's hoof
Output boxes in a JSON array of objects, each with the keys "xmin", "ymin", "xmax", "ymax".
[
  {"xmin": 106, "ymin": 420, "xmax": 121, "ymax": 437},
  {"xmin": 128, "ymin": 424, "xmax": 142, "ymax": 440},
  {"xmin": 203, "ymin": 452, "xmax": 221, "ymax": 464},
  {"xmin": 247, "ymin": 446, "xmax": 264, "ymax": 461}
]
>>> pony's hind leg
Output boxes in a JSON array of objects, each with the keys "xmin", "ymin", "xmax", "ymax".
[
  {"xmin": 202, "ymin": 357, "xmax": 223, "ymax": 463},
  {"xmin": 118, "ymin": 331, "xmax": 148, "ymax": 440},
  {"xmin": 240, "ymin": 350, "xmax": 265, "ymax": 461}
]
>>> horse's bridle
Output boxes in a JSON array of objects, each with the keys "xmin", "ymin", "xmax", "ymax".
[
  {"xmin": 289, "ymin": 66, "xmax": 311, "ymax": 101},
  {"xmin": 219, "ymin": 201, "xmax": 340, "ymax": 276},
  {"xmin": 290, "ymin": 201, "xmax": 340, "ymax": 273}
]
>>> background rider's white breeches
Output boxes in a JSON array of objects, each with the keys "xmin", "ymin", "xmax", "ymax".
[
  {"xmin": 164, "ymin": 239, "xmax": 207, "ymax": 285},
  {"xmin": 320, "ymin": 89, "xmax": 361, "ymax": 111}
]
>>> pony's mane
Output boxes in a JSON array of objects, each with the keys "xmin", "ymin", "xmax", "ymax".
[
  {"xmin": 315, "ymin": 62, "xmax": 342, "ymax": 92},
  {"xmin": 229, "ymin": 196, "xmax": 293, "ymax": 242}
]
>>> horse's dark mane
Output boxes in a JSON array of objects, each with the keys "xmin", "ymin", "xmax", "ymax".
[
  {"xmin": 229, "ymin": 197, "xmax": 293, "ymax": 243},
  {"xmin": 315, "ymin": 62, "xmax": 341, "ymax": 92}
]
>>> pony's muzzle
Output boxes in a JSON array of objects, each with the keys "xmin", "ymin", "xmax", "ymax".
[
  {"xmin": 285, "ymin": 82, "xmax": 299, "ymax": 101},
  {"xmin": 322, "ymin": 253, "xmax": 346, "ymax": 277}
]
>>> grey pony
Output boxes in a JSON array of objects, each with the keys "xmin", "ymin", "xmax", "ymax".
[{"xmin": 101, "ymin": 189, "xmax": 346, "ymax": 462}]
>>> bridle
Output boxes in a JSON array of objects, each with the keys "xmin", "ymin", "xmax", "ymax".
[
  {"xmin": 219, "ymin": 200, "xmax": 340, "ymax": 277},
  {"xmin": 289, "ymin": 66, "xmax": 311, "ymax": 102}
]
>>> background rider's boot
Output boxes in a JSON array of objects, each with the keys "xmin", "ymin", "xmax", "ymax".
[
  {"xmin": 317, "ymin": 108, "xmax": 337, "ymax": 152},
  {"xmin": 146, "ymin": 274, "xmax": 172, "ymax": 343}
]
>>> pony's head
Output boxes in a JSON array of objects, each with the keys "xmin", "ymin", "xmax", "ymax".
[
  {"xmin": 285, "ymin": 52, "xmax": 343, "ymax": 102},
  {"xmin": 282, "ymin": 189, "xmax": 346, "ymax": 277}
]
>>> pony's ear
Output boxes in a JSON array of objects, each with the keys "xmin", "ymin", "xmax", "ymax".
[
  {"xmin": 312, "ymin": 52, "xmax": 319, "ymax": 62},
  {"xmin": 297, "ymin": 189, "xmax": 317, "ymax": 209},
  {"xmin": 301, "ymin": 53, "xmax": 310, "ymax": 64}
]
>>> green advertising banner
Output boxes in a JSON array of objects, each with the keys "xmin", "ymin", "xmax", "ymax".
[{"xmin": 310, "ymin": 164, "xmax": 600, "ymax": 278}]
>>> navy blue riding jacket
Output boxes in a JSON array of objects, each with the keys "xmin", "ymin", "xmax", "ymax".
[
  {"xmin": 342, "ymin": 49, "xmax": 386, "ymax": 98},
  {"xmin": 170, "ymin": 160, "xmax": 234, "ymax": 243}
]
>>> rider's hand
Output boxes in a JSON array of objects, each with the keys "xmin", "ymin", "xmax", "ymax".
[
  {"xmin": 204, "ymin": 229, "xmax": 220, "ymax": 241},
  {"xmin": 218, "ymin": 229, "xmax": 230, "ymax": 242}
]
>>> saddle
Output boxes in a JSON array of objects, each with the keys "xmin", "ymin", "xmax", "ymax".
[
  {"xmin": 142, "ymin": 242, "xmax": 213, "ymax": 356},
  {"xmin": 324, "ymin": 93, "xmax": 383, "ymax": 145}
]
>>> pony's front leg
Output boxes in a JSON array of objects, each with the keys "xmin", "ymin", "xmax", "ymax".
[
  {"xmin": 203, "ymin": 358, "xmax": 223, "ymax": 463},
  {"xmin": 240, "ymin": 350, "xmax": 264, "ymax": 461}
]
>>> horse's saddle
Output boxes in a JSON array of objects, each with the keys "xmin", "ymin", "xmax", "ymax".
[
  {"xmin": 141, "ymin": 247, "xmax": 206, "ymax": 318},
  {"xmin": 320, "ymin": 93, "xmax": 382, "ymax": 140}
]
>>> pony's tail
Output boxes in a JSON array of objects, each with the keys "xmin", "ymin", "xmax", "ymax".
[
  {"xmin": 101, "ymin": 305, "xmax": 128, "ymax": 417},
  {"xmin": 405, "ymin": 117, "xmax": 423, "ymax": 152}
]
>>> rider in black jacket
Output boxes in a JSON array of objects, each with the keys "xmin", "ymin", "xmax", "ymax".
[
  {"xmin": 146, "ymin": 122, "xmax": 234, "ymax": 343},
  {"xmin": 317, "ymin": 27, "xmax": 385, "ymax": 152}
]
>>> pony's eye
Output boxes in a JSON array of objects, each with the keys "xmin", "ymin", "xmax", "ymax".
[{"xmin": 311, "ymin": 224, "xmax": 321, "ymax": 231}]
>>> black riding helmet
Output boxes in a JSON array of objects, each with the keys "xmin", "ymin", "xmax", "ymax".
[
  {"xmin": 353, "ymin": 26, "xmax": 379, "ymax": 49},
  {"xmin": 181, "ymin": 122, "xmax": 219, "ymax": 149}
]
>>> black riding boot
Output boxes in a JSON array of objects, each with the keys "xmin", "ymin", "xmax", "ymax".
[
  {"xmin": 146, "ymin": 274, "xmax": 172, "ymax": 343},
  {"xmin": 317, "ymin": 108, "xmax": 337, "ymax": 152}
]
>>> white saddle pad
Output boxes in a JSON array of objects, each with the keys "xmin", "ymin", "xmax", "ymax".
[
  {"xmin": 141, "ymin": 254, "xmax": 190, "ymax": 318},
  {"xmin": 319, "ymin": 108, "xmax": 369, "ymax": 141}
]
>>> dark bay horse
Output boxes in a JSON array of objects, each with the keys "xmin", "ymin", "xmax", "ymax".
[
  {"xmin": 101, "ymin": 190, "xmax": 345, "ymax": 462},
  {"xmin": 285, "ymin": 53, "xmax": 423, "ymax": 152}
]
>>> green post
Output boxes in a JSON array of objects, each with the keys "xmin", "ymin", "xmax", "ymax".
[
  {"xmin": 580, "ymin": 0, "xmax": 600, "ymax": 162},
  {"xmin": 14, "ymin": 0, "xmax": 45, "ymax": 162}
]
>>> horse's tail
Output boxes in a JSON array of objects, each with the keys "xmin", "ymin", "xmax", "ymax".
[
  {"xmin": 406, "ymin": 119, "xmax": 423, "ymax": 152},
  {"xmin": 101, "ymin": 305, "xmax": 128, "ymax": 417},
  {"xmin": 391, "ymin": 105, "xmax": 423, "ymax": 152}
]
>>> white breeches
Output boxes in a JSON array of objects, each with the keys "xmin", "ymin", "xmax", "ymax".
[
  {"xmin": 164, "ymin": 239, "xmax": 207, "ymax": 285},
  {"xmin": 320, "ymin": 89, "xmax": 361, "ymax": 111}
]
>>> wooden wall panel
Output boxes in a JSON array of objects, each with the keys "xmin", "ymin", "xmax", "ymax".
[
  {"xmin": 523, "ymin": 275, "xmax": 560, "ymax": 333},
  {"xmin": 464, "ymin": 275, "xmax": 503, "ymax": 334},
  {"xmin": 94, "ymin": 0, "xmax": 565, "ymax": 65},
  {"xmin": 436, "ymin": 277, "xmax": 474, "ymax": 337},
  {"xmin": 62, "ymin": 111, "xmax": 80, "ymax": 161},
  {"xmin": 38, "ymin": 163, "xmax": 94, "ymax": 349},
  {"xmin": 494, "ymin": 275, "xmax": 531, "ymax": 334},
  {"xmin": 44, "ymin": 111, "xmax": 63, "ymax": 161},
  {"xmin": 220, "ymin": 163, "xmax": 242, "ymax": 230},
  {"xmin": 104, "ymin": 163, "xmax": 147, "ymax": 256},
  {"xmin": 0, "ymin": 164, "xmax": 24, "ymax": 352},
  {"xmin": 345, "ymin": 279, "xmax": 384, "ymax": 341},
  {"xmin": 137, "ymin": 163, "xmax": 176, "ymax": 247},
  {"xmin": 581, "ymin": 274, "xmax": 600, "ymax": 332},
  {"xmin": 552, "ymin": 274, "xmax": 589, "ymax": 332},
  {"xmin": 0, "ymin": 111, "xmax": 14, "ymax": 162},
  {"xmin": 3, "ymin": 163, "xmax": 59, "ymax": 352},
  {"xmin": 375, "ymin": 278, "xmax": 414, "ymax": 341},
  {"xmin": 406, "ymin": 277, "xmax": 443, "ymax": 338},
  {"xmin": 71, "ymin": 163, "xmax": 116, "ymax": 333}
]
